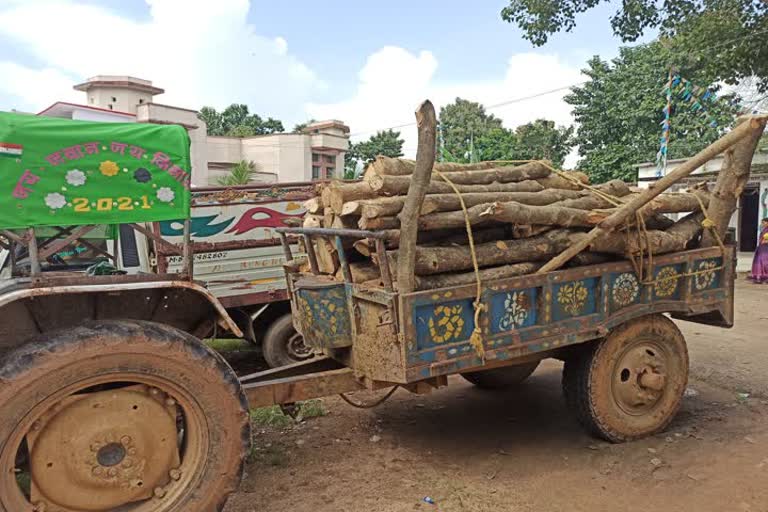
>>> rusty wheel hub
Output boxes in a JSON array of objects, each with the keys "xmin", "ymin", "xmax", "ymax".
[
  {"xmin": 287, "ymin": 333, "xmax": 313, "ymax": 360},
  {"xmin": 26, "ymin": 385, "xmax": 180, "ymax": 511},
  {"xmin": 611, "ymin": 342, "xmax": 668, "ymax": 415}
]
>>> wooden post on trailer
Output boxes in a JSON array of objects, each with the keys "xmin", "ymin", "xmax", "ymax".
[
  {"xmin": 397, "ymin": 100, "xmax": 437, "ymax": 293},
  {"xmin": 182, "ymin": 217, "xmax": 194, "ymax": 279},
  {"xmin": 538, "ymin": 117, "xmax": 768, "ymax": 274},
  {"xmin": 27, "ymin": 228, "xmax": 40, "ymax": 275},
  {"xmin": 702, "ymin": 116, "xmax": 768, "ymax": 247}
]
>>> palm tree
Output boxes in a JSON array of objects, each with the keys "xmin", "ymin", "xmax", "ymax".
[{"xmin": 217, "ymin": 160, "xmax": 258, "ymax": 186}]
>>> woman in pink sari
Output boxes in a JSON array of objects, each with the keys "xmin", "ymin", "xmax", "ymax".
[{"xmin": 750, "ymin": 218, "xmax": 768, "ymax": 283}]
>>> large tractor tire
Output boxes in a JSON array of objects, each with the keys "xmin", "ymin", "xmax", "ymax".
[
  {"xmin": 461, "ymin": 361, "xmax": 540, "ymax": 389},
  {"xmin": 262, "ymin": 313, "xmax": 314, "ymax": 367},
  {"xmin": 0, "ymin": 320, "xmax": 250, "ymax": 512},
  {"xmin": 562, "ymin": 314, "xmax": 689, "ymax": 442}
]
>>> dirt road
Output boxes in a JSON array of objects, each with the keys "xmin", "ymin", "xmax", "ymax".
[{"xmin": 225, "ymin": 279, "xmax": 768, "ymax": 512}]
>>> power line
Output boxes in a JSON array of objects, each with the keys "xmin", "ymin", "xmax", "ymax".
[{"xmin": 346, "ymin": 28, "xmax": 768, "ymax": 139}]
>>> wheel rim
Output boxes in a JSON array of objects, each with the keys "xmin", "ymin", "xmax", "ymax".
[
  {"xmin": 1, "ymin": 372, "xmax": 209, "ymax": 512},
  {"xmin": 610, "ymin": 339, "xmax": 669, "ymax": 416},
  {"xmin": 286, "ymin": 332, "xmax": 313, "ymax": 361}
]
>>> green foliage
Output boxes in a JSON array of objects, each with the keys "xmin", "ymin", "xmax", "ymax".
[
  {"xmin": 198, "ymin": 104, "xmax": 285, "ymax": 136},
  {"xmin": 345, "ymin": 129, "xmax": 405, "ymax": 178},
  {"xmin": 564, "ymin": 42, "xmax": 739, "ymax": 182},
  {"xmin": 217, "ymin": 160, "xmax": 258, "ymax": 186},
  {"xmin": 226, "ymin": 125, "xmax": 256, "ymax": 137},
  {"xmin": 501, "ymin": 0, "xmax": 768, "ymax": 91},
  {"xmin": 292, "ymin": 119, "xmax": 317, "ymax": 133},
  {"xmin": 469, "ymin": 120, "xmax": 574, "ymax": 167},
  {"xmin": 439, "ymin": 98, "xmax": 503, "ymax": 163},
  {"xmin": 249, "ymin": 400, "xmax": 326, "ymax": 428}
]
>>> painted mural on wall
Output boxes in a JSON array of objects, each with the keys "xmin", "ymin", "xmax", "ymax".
[
  {"xmin": 0, "ymin": 112, "xmax": 191, "ymax": 229},
  {"xmin": 159, "ymin": 201, "xmax": 305, "ymax": 241}
]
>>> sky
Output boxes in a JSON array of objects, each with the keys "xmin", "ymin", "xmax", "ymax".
[{"xmin": 0, "ymin": 0, "xmax": 650, "ymax": 158}]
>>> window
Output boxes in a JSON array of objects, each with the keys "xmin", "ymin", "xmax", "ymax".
[
  {"xmin": 107, "ymin": 104, "xmax": 113, "ymax": 110},
  {"xmin": 323, "ymin": 155, "xmax": 336, "ymax": 165},
  {"xmin": 312, "ymin": 166, "xmax": 321, "ymax": 179},
  {"xmin": 111, "ymin": 96, "xmax": 117, "ymax": 102},
  {"xmin": 89, "ymin": 97, "xmax": 94, "ymax": 104},
  {"xmin": 139, "ymin": 98, "xmax": 144, "ymax": 104},
  {"xmin": 312, "ymin": 153, "xmax": 320, "ymax": 163},
  {"xmin": 325, "ymin": 167, "xmax": 334, "ymax": 179}
]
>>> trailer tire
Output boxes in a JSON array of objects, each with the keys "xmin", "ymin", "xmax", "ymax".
[
  {"xmin": 0, "ymin": 320, "xmax": 250, "ymax": 512},
  {"xmin": 262, "ymin": 313, "xmax": 314, "ymax": 367},
  {"xmin": 562, "ymin": 314, "xmax": 688, "ymax": 442},
  {"xmin": 461, "ymin": 361, "xmax": 540, "ymax": 389}
]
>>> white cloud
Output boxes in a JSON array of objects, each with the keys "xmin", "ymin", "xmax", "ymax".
[
  {"xmin": 0, "ymin": 0, "xmax": 323, "ymax": 119},
  {"xmin": 307, "ymin": 48, "xmax": 583, "ymax": 164}
]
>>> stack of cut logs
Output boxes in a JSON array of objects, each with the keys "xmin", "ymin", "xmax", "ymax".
[{"xmin": 303, "ymin": 156, "xmax": 711, "ymax": 291}]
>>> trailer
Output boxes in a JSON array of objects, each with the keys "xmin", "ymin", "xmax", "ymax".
[{"xmin": 0, "ymin": 106, "xmax": 765, "ymax": 512}]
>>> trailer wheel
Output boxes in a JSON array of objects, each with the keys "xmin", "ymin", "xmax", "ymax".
[
  {"xmin": 263, "ymin": 313, "xmax": 314, "ymax": 367},
  {"xmin": 562, "ymin": 315, "xmax": 689, "ymax": 442},
  {"xmin": 0, "ymin": 320, "xmax": 250, "ymax": 512},
  {"xmin": 461, "ymin": 361, "xmax": 540, "ymax": 389}
]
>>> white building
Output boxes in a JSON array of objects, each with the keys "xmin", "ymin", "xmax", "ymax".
[
  {"xmin": 636, "ymin": 146, "xmax": 768, "ymax": 253},
  {"xmin": 38, "ymin": 76, "xmax": 349, "ymax": 187}
]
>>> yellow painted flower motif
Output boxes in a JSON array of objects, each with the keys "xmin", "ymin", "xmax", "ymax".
[
  {"xmin": 428, "ymin": 304, "xmax": 464, "ymax": 343},
  {"xmin": 99, "ymin": 160, "xmax": 120, "ymax": 177},
  {"xmin": 655, "ymin": 266, "xmax": 680, "ymax": 297},
  {"xmin": 558, "ymin": 281, "xmax": 589, "ymax": 316}
]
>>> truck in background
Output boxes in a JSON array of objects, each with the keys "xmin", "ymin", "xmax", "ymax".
[{"xmin": 0, "ymin": 181, "xmax": 317, "ymax": 367}]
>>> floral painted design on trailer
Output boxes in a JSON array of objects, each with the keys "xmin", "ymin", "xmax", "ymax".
[{"xmin": 497, "ymin": 291, "xmax": 530, "ymax": 331}]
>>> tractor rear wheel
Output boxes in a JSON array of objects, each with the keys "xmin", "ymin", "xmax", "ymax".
[
  {"xmin": 562, "ymin": 314, "xmax": 689, "ymax": 442},
  {"xmin": 0, "ymin": 320, "xmax": 250, "ymax": 512}
]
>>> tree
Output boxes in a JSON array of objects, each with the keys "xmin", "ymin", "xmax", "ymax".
[
  {"xmin": 198, "ymin": 104, "xmax": 285, "ymax": 136},
  {"xmin": 292, "ymin": 119, "xmax": 316, "ymax": 133},
  {"xmin": 217, "ymin": 160, "xmax": 259, "ymax": 186},
  {"xmin": 512, "ymin": 119, "xmax": 574, "ymax": 167},
  {"xmin": 345, "ymin": 129, "xmax": 406, "ymax": 178},
  {"xmin": 439, "ymin": 98, "xmax": 503, "ymax": 162},
  {"xmin": 501, "ymin": 0, "xmax": 768, "ymax": 91},
  {"xmin": 564, "ymin": 42, "xmax": 739, "ymax": 182},
  {"xmin": 472, "ymin": 120, "xmax": 574, "ymax": 167}
]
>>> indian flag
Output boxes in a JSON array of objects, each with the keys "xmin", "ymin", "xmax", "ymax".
[{"xmin": 0, "ymin": 142, "xmax": 23, "ymax": 157}]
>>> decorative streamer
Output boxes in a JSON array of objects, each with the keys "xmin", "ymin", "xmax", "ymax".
[{"xmin": 656, "ymin": 71, "xmax": 723, "ymax": 176}]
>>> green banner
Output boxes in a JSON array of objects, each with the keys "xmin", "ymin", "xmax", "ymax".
[{"xmin": 0, "ymin": 112, "xmax": 191, "ymax": 229}]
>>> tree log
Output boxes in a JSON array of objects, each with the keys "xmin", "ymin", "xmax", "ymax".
[
  {"xmin": 328, "ymin": 181, "xmax": 377, "ymax": 214},
  {"xmin": 405, "ymin": 229, "xmax": 581, "ymax": 275},
  {"xmin": 358, "ymin": 216, "xmax": 401, "ymax": 230},
  {"xmin": 323, "ymin": 208, "xmax": 334, "ymax": 228},
  {"xmin": 536, "ymin": 171, "xmax": 590, "ymax": 190},
  {"xmin": 366, "ymin": 174, "xmax": 545, "ymax": 196},
  {"xmin": 587, "ymin": 191, "xmax": 711, "ymax": 224},
  {"xmin": 415, "ymin": 262, "xmax": 542, "ymax": 290},
  {"xmin": 537, "ymin": 118, "xmax": 762, "ymax": 274},
  {"xmin": 365, "ymin": 156, "xmax": 500, "ymax": 177},
  {"xmin": 702, "ymin": 116, "xmax": 768, "ymax": 246},
  {"xmin": 354, "ymin": 226, "xmax": 511, "ymax": 255},
  {"xmin": 304, "ymin": 197, "xmax": 322, "ymax": 214},
  {"xmin": 335, "ymin": 262, "xmax": 382, "ymax": 283},
  {"xmin": 346, "ymin": 179, "xmax": 629, "ymax": 219},
  {"xmin": 315, "ymin": 237, "xmax": 339, "ymax": 274},
  {"xmin": 397, "ymin": 100, "xmax": 437, "ymax": 292},
  {"xmin": 590, "ymin": 213, "xmax": 704, "ymax": 256},
  {"xmin": 303, "ymin": 215, "xmax": 322, "ymax": 228},
  {"xmin": 428, "ymin": 162, "xmax": 551, "ymax": 185}
]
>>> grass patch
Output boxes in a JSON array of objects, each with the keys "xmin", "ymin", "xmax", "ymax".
[
  {"xmin": 248, "ymin": 443, "xmax": 290, "ymax": 467},
  {"xmin": 250, "ymin": 400, "xmax": 326, "ymax": 428},
  {"xmin": 205, "ymin": 338, "xmax": 257, "ymax": 352}
]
